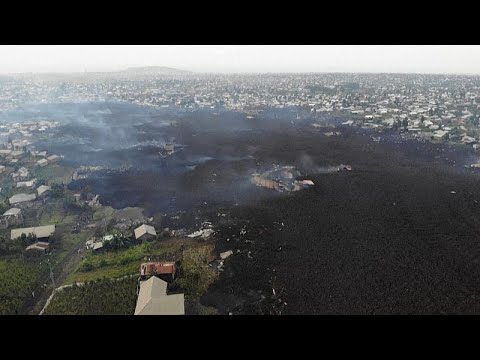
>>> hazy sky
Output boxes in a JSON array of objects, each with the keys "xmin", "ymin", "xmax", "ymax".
[{"xmin": 0, "ymin": 45, "xmax": 479, "ymax": 74}]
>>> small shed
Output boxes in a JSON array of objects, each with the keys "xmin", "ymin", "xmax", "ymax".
[
  {"xmin": 11, "ymin": 224, "xmax": 55, "ymax": 241},
  {"xmin": 37, "ymin": 185, "xmax": 51, "ymax": 196},
  {"xmin": 140, "ymin": 261, "xmax": 176, "ymax": 281},
  {"xmin": 37, "ymin": 159, "xmax": 48, "ymax": 167},
  {"xmin": 134, "ymin": 224, "xmax": 157, "ymax": 242},
  {"xmin": 26, "ymin": 242, "xmax": 50, "ymax": 253}
]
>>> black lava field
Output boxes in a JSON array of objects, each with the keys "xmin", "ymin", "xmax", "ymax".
[{"xmin": 20, "ymin": 103, "xmax": 480, "ymax": 314}]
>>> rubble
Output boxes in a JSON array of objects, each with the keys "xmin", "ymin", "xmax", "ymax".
[{"xmin": 220, "ymin": 250, "xmax": 233, "ymax": 260}]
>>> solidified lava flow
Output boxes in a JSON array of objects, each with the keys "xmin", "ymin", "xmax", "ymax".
[{"xmin": 31, "ymin": 103, "xmax": 480, "ymax": 314}]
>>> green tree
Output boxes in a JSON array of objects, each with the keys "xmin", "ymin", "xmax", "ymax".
[{"xmin": 51, "ymin": 183, "xmax": 64, "ymax": 198}]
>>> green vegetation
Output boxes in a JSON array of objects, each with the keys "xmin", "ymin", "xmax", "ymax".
[
  {"xmin": 175, "ymin": 245, "xmax": 217, "ymax": 299},
  {"xmin": 93, "ymin": 206, "xmax": 116, "ymax": 222},
  {"xmin": 65, "ymin": 240, "xmax": 183, "ymax": 284},
  {"xmin": 22, "ymin": 198, "xmax": 77, "ymax": 228},
  {"xmin": 0, "ymin": 258, "xmax": 48, "ymax": 315},
  {"xmin": 50, "ymin": 183, "xmax": 65, "ymax": 198},
  {"xmin": 43, "ymin": 277, "xmax": 138, "ymax": 315},
  {"xmin": 33, "ymin": 165, "xmax": 73, "ymax": 185}
]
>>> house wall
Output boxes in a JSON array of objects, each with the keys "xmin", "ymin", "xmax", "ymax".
[{"xmin": 139, "ymin": 233, "xmax": 156, "ymax": 242}]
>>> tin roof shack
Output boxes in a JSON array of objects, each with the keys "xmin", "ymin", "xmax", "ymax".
[
  {"xmin": 17, "ymin": 178, "xmax": 37, "ymax": 189},
  {"xmin": 46, "ymin": 155, "xmax": 61, "ymax": 164},
  {"xmin": 0, "ymin": 149, "xmax": 12, "ymax": 157},
  {"xmin": 0, "ymin": 208, "xmax": 23, "ymax": 229},
  {"xmin": 9, "ymin": 193, "xmax": 37, "ymax": 206},
  {"xmin": 140, "ymin": 261, "xmax": 176, "ymax": 281},
  {"xmin": 134, "ymin": 224, "xmax": 157, "ymax": 242},
  {"xmin": 10, "ymin": 150, "xmax": 25, "ymax": 159},
  {"xmin": 11, "ymin": 224, "xmax": 55, "ymax": 241},
  {"xmin": 134, "ymin": 276, "xmax": 184, "ymax": 315},
  {"xmin": 37, "ymin": 185, "xmax": 51, "ymax": 197},
  {"xmin": 25, "ymin": 241, "xmax": 50, "ymax": 253},
  {"xmin": 36, "ymin": 158, "xmax": 48, "ymax": 167}
]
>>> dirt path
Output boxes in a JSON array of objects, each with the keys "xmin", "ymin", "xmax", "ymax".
[{"xmin": 28, "ymin": 239, "xmax": 88, "ymax": 315}]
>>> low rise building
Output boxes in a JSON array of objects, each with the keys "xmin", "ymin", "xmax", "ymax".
[
  {"xmin": 37, "ymin": 185, "xmax": 51, "ymax": 196},
  {"xmin": 17, "ymin": 178, "xmax": 37, "ymax": 189},
  {"xmin": 0, "ymin": 208, "xmax": 23, "ymax": 229},
  {"xmin": 134, "ymin": 224, "xmax": 157, "ymax": 241},
  {"xmin": 9, "ymin": 193, "xmax": 37, "ymax": 205},
  {"xmin": 134, "ymin": 276, "xmax": 184, "ymax": 315},
  {"xmin": 37, "ymin": 158, "xmax": 48, "ymax": 167},
  {"xmin": 11, "ymin": 224, "xmax": 55, "ymax": 241}
]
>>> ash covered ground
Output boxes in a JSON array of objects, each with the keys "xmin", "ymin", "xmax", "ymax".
[{"xmin": 17, "ymin": 102, "xmax": 480, "ymax": 314}]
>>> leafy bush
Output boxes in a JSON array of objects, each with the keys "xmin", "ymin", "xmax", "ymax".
[
  {"xmin": 176, "ymin": 246, "xmax": 217, "ymax": 299},
  {"xmin": 0, "ymin": 258, "xmax": 48, "ymax": 315}
]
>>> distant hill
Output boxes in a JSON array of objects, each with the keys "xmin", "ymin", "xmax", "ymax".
[{"xmin": 120, "ymin": 66, "xmax": 192, "ymax": 75}]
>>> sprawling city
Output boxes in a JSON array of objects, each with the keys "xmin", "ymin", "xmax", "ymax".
[{"xmin": 2, "ymin": 46, "xmax": 480, "ymax": 315}]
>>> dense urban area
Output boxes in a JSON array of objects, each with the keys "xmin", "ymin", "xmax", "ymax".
[{"xmin": 2, "ymin": 68, "xmax": 480, "ymax": 315}]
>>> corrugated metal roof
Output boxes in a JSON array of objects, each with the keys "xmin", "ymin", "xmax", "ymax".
[
  {"xmin": 26, "ymin": 242, "xmax": 49, "ymax": 251},
  {"xmin": 2, "ymin": 208, "xmax": 21, "ymax": 216},
  {"xmin": 9, "ymin": 193, "xmax": 36, "ymax": 204},
  {"xmin": 136, "ymin": 294, "xmax": 185, "ymax": 315},
  {"xmin": 140, "ymin": 262, "xmax": 175, "ymax": 276},
  {"xmin": 37, "ymin": 185, "xmax": 51, "ymax": 195},
  {"xmin": 11, "ymin": 224, "xmax": 55, "ymax": 240},
  {"xmin": 135, "ymin": 276, "xmax": 184, "ymax": 315}
]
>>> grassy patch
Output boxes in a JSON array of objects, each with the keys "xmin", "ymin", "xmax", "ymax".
[
  {"xmin": 33, "ymin": 164, "xmax": 74, "ymax": 185},
  {"xmin": 93, "ymin": 206, "xmax": 116, "ymax": 222},
  {"xmin": 65, "ymin": 263, "xmax": 140, "ymax": 284},
  {"xmin": 54, "ymin": 230, "xmax": 94, "ymax": 263},
  {"xmin": 0, "ymin": 257, "xmax": 48, "ymax": 315},
  {"xmin": 43, "ymin": 277, "xmax": 138, "ymax": 315},
  {"xmin": 175, "ymin": 245, "xmax": 217, "ymax": 300},
  {"xmin": 64, "ymin": 240, "xmax": 184, "ymax": 284}
]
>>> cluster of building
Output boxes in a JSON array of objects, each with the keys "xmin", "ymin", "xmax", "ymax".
[
  {"xmin": 8, "ymin": 224, "xmax": 56, "ymax": 252},
  {"xmin": 85, "ymin": 223, "xmax": 157, "ymax": 251},
  {"xmin": 2, "ymin": 72, "xmax": 480, "ymax": 148}
]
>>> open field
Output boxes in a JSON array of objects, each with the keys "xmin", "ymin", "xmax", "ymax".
[
  {"xmin": 32, "ymin": 164, "xmax": 74, "ymax": 185},
  {"xmin": 0, "ymin": 257, "xmax": 48, "ymax": 315},
  {"xmin": 64, "ymin": 238, "xmax": 188, "ymax": 284},
  {"xmin": 43, "ymin": 276, "xmax": 138, "ymax": 315}
]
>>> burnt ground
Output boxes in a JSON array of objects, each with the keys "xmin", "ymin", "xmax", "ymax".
[
  {"xmin": 205, "ymin": 128, "xmax": 480, "ymax": 315},
  {"xmin": 14, "ymin": 103, "xmax": 480, "ymax": 314}
]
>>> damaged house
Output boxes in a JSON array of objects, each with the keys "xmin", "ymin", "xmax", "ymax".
[
  {"xmin": 0, "ymin": 208, "xmax": 23, "ymax": 229},
  {"xmin": 251, "ymin": 165, "xmax": 315, "ymax": 193},
  {"xmin": 11, "ymin": 167, "xmax": 29, "ymax": 182},
  {"xmin": 140, "ymin": 261, "xmax": 176, "ymax": 281}
]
